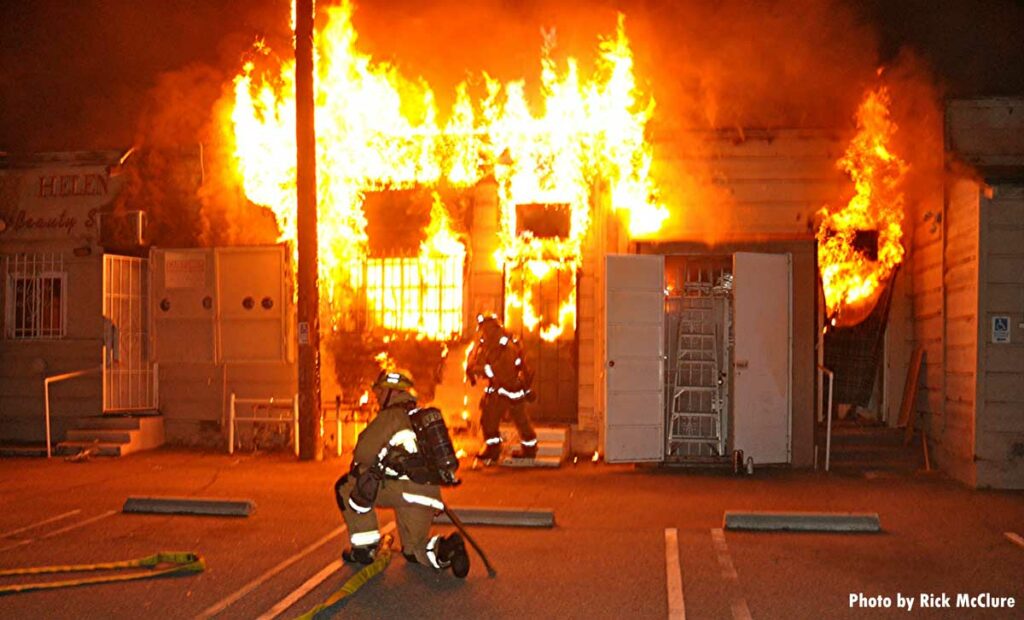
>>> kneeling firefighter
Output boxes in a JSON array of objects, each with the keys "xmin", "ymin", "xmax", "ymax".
[{"xmin": 334, "ymin": 369, "xmax": 469, "ymax": 578}]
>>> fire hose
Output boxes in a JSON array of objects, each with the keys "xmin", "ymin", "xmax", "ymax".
[
  {"xmin": 0, "ymin": 551, "xmax": 205, "ymax": 595},
  {"xmin": 293, "ymin": 534, "xmax": 394, "ymax": 620},
  {"xmin": 442, "ymin": 504, "xmax": 497, "ymax": 578}
]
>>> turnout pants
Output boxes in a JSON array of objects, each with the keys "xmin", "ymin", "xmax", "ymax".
[
  {"xmin": 480, "ymin": 392, "xmax": 536, "ymax": 444},
  {"xmin": 335, "ymin": 475, "xmax": 443, "ymax": 565}
]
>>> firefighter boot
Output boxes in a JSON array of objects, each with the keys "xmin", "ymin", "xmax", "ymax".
[
  {"xmin": 438, "ymin": 533, "xmax": 470, "ymax": 578},
  {"xmin": 510, "ymin": 439, "xmax": 538, "ymax": 460},
  {"xmin": 477, "ymin": 439, "xmax": 502, "ymax": 463},
  {"xmin": 342, "ymin": 545, "xmax": 377, "ymax": 565}
]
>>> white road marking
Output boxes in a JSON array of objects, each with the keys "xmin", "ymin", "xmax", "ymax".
[
  {"xmin": 197, "ymin": 525, "xmax": 347, "ymax": 619},
  {"xmin": 0, "ymin": 509, "xmax": 116, "ymax": 551},
  {"xmin": 731, "ymin": 599, "xmax": 753, "ymax": 620},
  {"xmin": 1005, "ymin": 532, "xmax": 1024, "ymax": 550},
  {"xmin": 0, "ymin": 509, "xmax": 82, "ymax": 539},
  {"xmin": 40, "ymin": 510, "xmax": 117, "ymax": 539},
  {"xmin": 711, "ymin": 529, "xmax": 753, "ymax": 619},
  {"xmin": 256, "ymin": 521, "xmax": 397, "ymax": 620},
  {"xmin": 664, "ymin": 528, "xmax": 686, "ymax": 620},
  {"xmin": 710, "ymin": 528, "xmax": 738, "ymax": 580}
]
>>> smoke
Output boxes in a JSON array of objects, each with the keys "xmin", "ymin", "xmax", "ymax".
[
  {"xmin": 881, "ymin": 49, "xmax": 945, "ymax": 235},
  {"xmin": 1, "ymin": 0, "xmax": 1002, "ymax": 251}
]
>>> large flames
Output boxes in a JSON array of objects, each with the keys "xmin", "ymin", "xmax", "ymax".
[
  {"xmin": 229, "ymin": 0, "xmax": 665, "ymax": 342},
  {"xmin": 817, "ymin": 86, "xmax": 907, "ymax": 328}
]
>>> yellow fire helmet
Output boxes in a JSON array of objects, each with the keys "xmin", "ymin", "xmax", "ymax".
[{"xmin": 373, "ymin": 368, "xmax": 416, "ymax": 394}]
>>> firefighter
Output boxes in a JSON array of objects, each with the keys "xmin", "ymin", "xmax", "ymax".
[
  {"xmin": 466, "ymin": 314, "xmax": 539, "ymax": 463},
  {"xmin": 334, "ymin": 369, "xmax": 469, "ymax": 578}
]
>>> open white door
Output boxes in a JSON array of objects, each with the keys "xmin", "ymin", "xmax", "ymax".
[
  {"xmin": 733, "ymin": 252, "xmax": 791, "ymax": 464},
  {"xmin": 604, "ymin": 254, "xmax": 665, "ymax": 462}
]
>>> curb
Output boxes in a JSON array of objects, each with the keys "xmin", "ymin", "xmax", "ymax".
[
  {"xmin": 123, "ymin": 496, "xmax": 255, "ymax": 517},
  {"xmin": 724, "ymin": 510, "xmax": 880, "ymax": 532},
  {"xmin": 436, "ymin": 506, "xmax": 555, "ymax": 528}
]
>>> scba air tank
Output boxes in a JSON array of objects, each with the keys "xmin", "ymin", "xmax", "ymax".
[{"xmin": 409, "ymin": 407, "xmax": 460, "ymax": 484}]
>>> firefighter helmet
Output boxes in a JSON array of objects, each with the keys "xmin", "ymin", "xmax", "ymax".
[
  {"xmin": 373, "ymin": 368, "xmax": 415, "ymax": 393},
  {"xmin": 475, "ymin": 313, "xmax": 505, "ymax": 343}
]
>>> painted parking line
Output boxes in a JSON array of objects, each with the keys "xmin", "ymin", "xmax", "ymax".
[
  {"xmin": 0, "ymin": 509, "xmax": 82, "ymax": 540},
  {"xmin": 731, "ymin": 600, "xmax": 753, "ymax": 620},
  {"xmin": 710, "ymin": 528, "xmax": 752, "ymax": 620},
  {"xmin": 0, "ymin": 509, "xmax": 115, "ymax": 552},
  {"xmin": 664, "ymin": 528, "xmax": 686, "ymax": 620},
  {"xmin": 40, "ymin": 510, "xmax": 118, "ymax": 539},
  {"xmin": 710, "ymin": 528, "xmax": 737, "ymax": 580},
  {"xmin": 257, "ymin": 521, "xmax": 397, "ymax": 620},
  {"xmin": 197, "ymin": 525, "xmax": 347, "ymax": 619},
  {"xmin": 1005, "ymin": 532, "xmax": 1024, "ymax": 550}
]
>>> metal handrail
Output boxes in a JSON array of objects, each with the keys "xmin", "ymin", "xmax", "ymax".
[
  {"xmin": 228, "ymin": 393, "xmax": 299, "ymax": 457},
  {"xmin": 44, "ymin": 367, "xmax": 100, "ymax": 459},
  {"xmin": 817, "ymin": 364, "xmax": 835, "ymax": 472}
]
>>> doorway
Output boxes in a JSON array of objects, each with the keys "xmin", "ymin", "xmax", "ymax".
[{"xmin": 102, "ymin": 254, "xmax": 157, "ymax": 412}]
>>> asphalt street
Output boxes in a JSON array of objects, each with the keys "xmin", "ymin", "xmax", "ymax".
[{"xmin": 0, "ymin": 449, "xmax": 1022, "ymax": 619}]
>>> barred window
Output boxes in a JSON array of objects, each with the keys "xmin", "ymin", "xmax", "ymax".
[
  {"xmin": 363, "ymin": 255, "xmax": 463, "ymax": 341},
  {"xmin": 4, "ymin": 253, "xmax": 67, "ymax": 340}
]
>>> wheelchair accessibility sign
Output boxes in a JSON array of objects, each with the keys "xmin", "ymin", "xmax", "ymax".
[{"xmin": 992, "ymin": 316, "xmax": 1011, "ymax": 344}]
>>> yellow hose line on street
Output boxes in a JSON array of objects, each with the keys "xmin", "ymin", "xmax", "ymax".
[
  {"xmin": 0, "ymin": 551, "xmax": 205, "ymax": 595},
  {"xmin": 295, "ymin": 535, "xmax": 394, "ymax": 620}
]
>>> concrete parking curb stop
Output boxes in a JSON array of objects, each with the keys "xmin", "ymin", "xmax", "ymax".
[
  {"xmin": 723, "ymin": 510, "xmax": 881, "ymax": 532},
  {"xmin": 123, "ymin": 496, "xmax": 255, "ymax": 517},
  {"xmin": 435, "ymin": 506, "xmax": 555, "ymax": 528}
]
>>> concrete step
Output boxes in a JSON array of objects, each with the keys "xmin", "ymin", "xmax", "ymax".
[
  {"xmin": 57, "ymin": 441, "xmax": 125, "ymax": 457},
  {"xmin": 537, "ymin": 440, "xmax": 565, "ymax": 458},
  {"xmin": 829, "ymin": 444, "xmax": 919, "ymax": 462},
  {"xmin": 535, "ymin": 427, "xmax": 568, "ymax": 443},
  {"xmin": 58, "ymin": 414, "xmax": 165, "ymax": 457},
  {"xmin": 827, "ymin": 426, "xmax": 905, "ymax": 447},
  {"xmin": 500, "ymin": 454, "xmax": 562, "ymax": 468},
  {"xmin": 72, "ymin": 416, "xmax": 143, "ymax": 431},
  {"xmin": 65, "ymin": 429, "xmax": 133, "ymax": 444}
]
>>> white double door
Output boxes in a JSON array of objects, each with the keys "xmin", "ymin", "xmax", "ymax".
[{"xmin": 604, "ymin": 253, "xmax": 791, "ymax": 464}]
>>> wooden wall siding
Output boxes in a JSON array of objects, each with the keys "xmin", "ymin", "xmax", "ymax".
[
  {"xmin": 0, "ymin": 256, "xmax": 103, "ymax": 444},
  {"xmin": 977, "ymin": 184, "xmax": 1024, "ymax": 488},
  {"xmin": 946, "ymin": 99, "xmax": 1024, "ymax": 168},
  {"xmin": 580, "ymin": 129, "xmax": 847, "ymax": 454},
  {"xmin": 935, "ymin": 178, "xmax": 981, "ymax": 484},
  {"xmin": 654, "ymin": 129, "xmax": 847, "ymax": 239}
]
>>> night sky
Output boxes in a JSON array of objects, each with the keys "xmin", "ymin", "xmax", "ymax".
[{"xmin": 0, "ymin": 0, "xmax": 1022, "ymax": 153}]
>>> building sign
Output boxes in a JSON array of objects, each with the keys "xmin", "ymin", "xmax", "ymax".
[
  {"xmin": 165, "ymin": 252, "xmax": 207, "ymax": 289},
  {"xmin": 992, "ymin": 316, "xmax": 1011, "ymax": 344},
  {"xmin": 38, "ymin": 173, "xmax": 110, "ymax": 198},
  {"xmin": 0, "ymin": 163, "xmax": 123, "ymax": 242},
  {"xmin": 1, "ymin": 207, "xmax": 99, "ymax": 236}
]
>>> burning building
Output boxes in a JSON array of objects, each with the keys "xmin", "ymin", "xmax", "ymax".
[
  {"xmin": 3, "ymin": 1, "xmax": 1022, "ymax": 489},
  {"xmin": 218, "ymin": 1, "xmax": 827, "ymax": 466}
]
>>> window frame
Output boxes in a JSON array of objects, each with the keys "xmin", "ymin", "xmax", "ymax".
[{"xmin": 4, "ymin": 254, "xmax": 68, "ymax": 340}]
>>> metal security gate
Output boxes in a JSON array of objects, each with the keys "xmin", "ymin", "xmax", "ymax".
[
  {"xmin": 666, "ymin": 258, "xmax": 731, "ymax": 460},
  {"xmin": 103, "ymin": 254, "xmax": 157, "ymax": 412}
]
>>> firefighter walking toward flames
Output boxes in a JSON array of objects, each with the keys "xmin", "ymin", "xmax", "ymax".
[
  {"xmin": 466, "ymin": 314, "xmax": 539, "ymax": 463},
  {"xmin": 334, "ymin": 369, "xmax": 469, "ymax": 578}
]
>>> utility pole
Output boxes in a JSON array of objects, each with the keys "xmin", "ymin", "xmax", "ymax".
[{"xmin": 295, "ymin": 0, "xmax": 322, "ymax": 460}]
